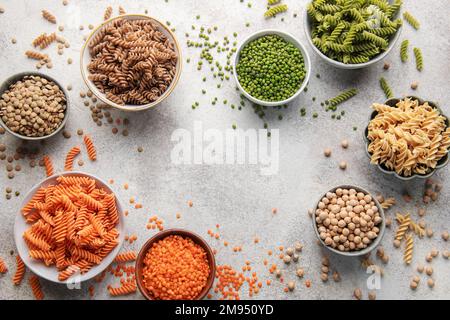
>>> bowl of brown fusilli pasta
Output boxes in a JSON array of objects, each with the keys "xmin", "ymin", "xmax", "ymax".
[
  {"xmin": 81, "ymin": 14, "xmax": 182, "ymax": 111},
  {"xmin": 364, "ymin": 96, "xmax": 450, "ymax": 180},
  {"xmin": 14, "ymin": 171, "xmax": 126, "ymax": 284}
]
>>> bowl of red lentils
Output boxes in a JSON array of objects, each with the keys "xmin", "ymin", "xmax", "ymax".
[{"xmin": 135, "ymin": 229, "xmax": 216, "ymax": 300}]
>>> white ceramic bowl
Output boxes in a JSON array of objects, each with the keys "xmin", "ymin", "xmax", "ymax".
[
  {"xmin": 80, "ymin": 14, "xmax": 182, "ymax": 112},
  {"xmin": 0, "ymin": 72, "xmax": 70, "ymax": 141},
  {"xmin": 233, "ymin": 29, "xmax": 311, "ymax": 107},
  {"xmin": 303, "ymin": 3, "xmax": 402, "ymax": 69},
  {"xmin": 14, "ymin": 171, "xmax": 125, "ymax": 284}
]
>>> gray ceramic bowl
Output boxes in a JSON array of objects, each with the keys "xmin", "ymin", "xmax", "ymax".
[
  {"xmin": 303, "ymin": 1, "xmax": 402, "ymax": 69},
  {"xmin": 0, "ymin": 72, "xmax": 70, "ymax": 141},
  {"xmin": 312, "ymin": 185, "xmax": 385, "ymax": 257},
  {"xmin": 364, "ymin": 96, "xmax": 450, "ymax": 181}
]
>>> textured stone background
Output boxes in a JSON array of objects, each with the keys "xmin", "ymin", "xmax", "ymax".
[{"xmin": 0, "ymin": 0, "xmax": 448, "ymax": 300}]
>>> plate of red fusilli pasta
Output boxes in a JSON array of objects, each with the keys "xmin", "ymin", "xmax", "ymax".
[{"xmin": 14, "ymin": 171, "xmax": 125, "ymax": 284}]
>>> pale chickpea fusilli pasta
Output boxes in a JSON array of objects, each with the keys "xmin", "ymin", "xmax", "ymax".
[
  {"xmin": 21, "ymin": 175, "xmax": 121, "ymax": 281},
  {"xmin": 367, "ymin": 98, "xmax": 450, "ymax": 177},
  {"xmin": 395, "ymin": 213, "xmax": 410, "ymax": 241},
  {"xmin": 87, "ymin": 18, "xmax": 178, "ymax": 106},
  {"xmin": 403, "ymin": 234, "xmax": 414, "ymax": 265}
]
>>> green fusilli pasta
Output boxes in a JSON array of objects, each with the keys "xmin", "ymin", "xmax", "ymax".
[
  {"xmin": 307, "ymin": 0, "xmax": 402, "ymax": 64},
  {"xmin": 267, "ymin": 0, "xmax": 281, "ymax": 5},
  {"xmin": 327, "ymin": 88, "xmax": 358, "ymax": 107},
  {"xmin": 400, "ymin": 39, "xmax": 409, "ymax": 62},
  {"xmin": 264, "ymin": 4, "xmax": 288, "ymax": 18},
  {"xmin": 413, "ymin": 47, "xmax": 423, "ymax": 71},
  {"xmin": 379, "ymin": 77, "xmax": 393, "ymax": 99},
  {"xmin": 403, "ymin": 11, "xmax": 420, "ymax": 30}
]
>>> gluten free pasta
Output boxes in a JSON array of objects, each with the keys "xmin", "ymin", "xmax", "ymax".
[
  {"xmin": 21, "ymin": 175, "xmax": 120, "ymax": 281},
  {"xmin": 367, "ymin": 98, "xmax": 450, "ymax": 177},
  {"xmin": 87, "ymin": 18, "xmax": 178, "ymax": 106}
]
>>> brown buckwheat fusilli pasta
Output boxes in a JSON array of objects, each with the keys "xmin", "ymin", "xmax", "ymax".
[{"xmin": 87, "ymin": 18, "xmax": 178, "ymax": 106}]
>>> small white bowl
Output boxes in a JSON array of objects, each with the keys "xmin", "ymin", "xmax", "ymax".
[
  {"xmin": 80, "ymin": 14, "xmax": 182, "ymax": 112},
  {"xmin": 303, "ymin": 4, "xmax": 402, "ymax": 70},
  {"xmin": 14, "ymin": 171, "xmax": 125, "ymax": 284},
  {"xmin": 233, "ymin": 29, "xmax": 311, "ymax": 107}
]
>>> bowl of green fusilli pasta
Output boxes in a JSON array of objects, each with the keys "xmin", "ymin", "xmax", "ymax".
[
  {"xmin": 304, "ymin": 0, "xmax": 403, "ymax": 69},
  {"xmin": 364, "ymin": 96, "xmax": 450, "ymax": 181}
]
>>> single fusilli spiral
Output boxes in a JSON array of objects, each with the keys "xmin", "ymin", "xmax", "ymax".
[
  {"xmin": 43, "ymin": 155, "xmax": 54, "ymax": 177},
  {"xmin": 400, "ymin": 39, "xmax": 409, "ymax": 62},
  {"xmin": 29, "ymin": 275, "xmax": 44, "ymax": 300},
  {"xmin": 104, "ymin": 6, "xmax": 113, "ymax": 20},
  {"xmin": 13, "ymin": 255, "xmax": 26, "ymax": 285},
  {"xmin": 83, "ymin": 135, "xmax": 97, "ymax": 161},
  {"xmin": 114, "ymin": 251, "xmax": 137, "ymax": 263},
  {"xmin": 403, "ymin": 11, "xmax": 420, "ymax": 30},
  {"xmin": 64, "ymin": 146, "xmax": 81, "ymax": 171},
  {"xmin": 395, "ymin": 213, "xmax": 411, "ymax": 241},
  {"xmin": 403, "ymin": 234, "xmax": 414, "ymax": 264},
  {"xmin": 379, "ymin": 77, "xmax": 393, "ymax": 99},
  {"xmin": 108, "ymin": 282, "xmax": 137, "ymax": 296},
  {"xmin": 41, "ymin": 10, "xmax": 56, "ymax": 24},
  {"xmin": 327, "ymin": 89, "xmax": 358, "ymax": 107},
  {"xmin": 264, "ymin": 4, "xmax": 288, "ymax": 18},
  {"xmin": 413, "ymin": 47, "xmax": 423, "ymax": 71}
]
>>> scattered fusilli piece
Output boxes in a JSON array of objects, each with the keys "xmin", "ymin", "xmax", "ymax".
[
  {"xmin": 0, "ymin": 257, "xmax": 7, "ymax": 273},
  {"xmin": 410, "ymin": 221, "xmax": 425, "ymax": 238},
  {"xmin": 41, "ymin": 10, "xmax": 56, "ymax": 24},
  {"xmin": 403, "ymin": 11, "xmax": 420, "ymax": 30},
  {"xmin": 13, "ymin": 255, "xmax": 26, "ymax": 285},
  {"xmin": 379, "ymin": 77, "xmax": 393, "ymax": 99},
  {"xmin": 267, "ymin": 0, "xmax": 281, "ymax": 5},
  {"xmin": 83, "ymin": 135, "xmax": 97, "ymax": 161},
  {"xmin": 43, "ymin": 155, "xmax": 54, "ymax": 177},
  {"xmin": 118, "ymin": 6, "xmax": 126, "ymax": 15},
  {"xmin": 29, "ymin": 275, "xmax": 44, "ymax": 300},
  {"xmin": 114, "ymin": 251, "xmax": 137, "ymax": 263},
  {"xmin": 64, "ymin": 146, "xmax": 81, "ymax": 171},
  {"xmin": 104, "ymin": 6, "xmax": 113, "ymax": 20},
  {"xmin": 326, "ymin": 88, "xmax": 358, "ymax": 107},
  {"xmin": 264, "ymin": 4, "xmax": 288, "ymax": 18},
  {"xmin": 108, "ymin": 282, "xmax": 137, "ymax": 296},
  {"xmin": 395, "ymin": 213, "xmax": 410, "ymax": 241},
  {"xmin": 403, "ymin": 234, "xmax": 414, "ymax": 264},
  {"xmin": 413, "ymin": 47, "xmax": 423, "ymax": 71},
  {"xmin": 381, "ymin": 197, "xmax": 396, "ymax": 209},
  {"xmin": 25, "ymin": 50, "xmax": 47, "ymax": 61},
  {"xmin": 400, "ymin": 39, "xmax": 409, "ymax": 62}
]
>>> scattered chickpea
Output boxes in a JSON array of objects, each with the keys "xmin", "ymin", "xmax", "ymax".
[
  {"xmin": 416, "ymin": 264, "xmax": 424, "ymax": 273},
  {"xmin": 410, "ymin": 81, "xmax": 418, "ymax": 90},
  {"xmin": 294, "ymin": 242, "xmax": 303, "ymax": 252},
  {"xmin": 275, "ymin": 269, "xmax": 282, "ymax": 278},
  {"xmin": 286, "ymin": 248, "xmax": 294, "ymax": 256},
  {"xmin": 339, "ymin": 161, "xmax": 347, "ymax": 170},
  {"xmin": 412, "ymin": 275, "xmax": 420, "ymax": 283},
  {"xmin": 287, "ymin": 281, "xmax": 295, "ymax": 291},
  {"xmin": 425, "ymin": 266, "xmax": 433, "ymax": 276},
  {"xmin": 385, "ymin": 217, "xmax": 392, "ymax": 228},
  {"xmin": 426, "ymin": 228, "xmax": 433, "ymax": 238},
  {"xmin": 341, "ymin": 139, "xmax": 349, "ymax": 149},
  {"xmin": 427, "ymin": 278, "xmax": 435, "ymax": 288},
  {"xmin": 320, "ymin": 273, "xmax": 328, "ymax": 282},
  {"xmin": 283, "ymin": 255, "xmax": 291, "ymax": 264},
  {"xmin": 441, "ymin": 231, "xmax": 449, "ymax": 241},
  {"xmin": 292, "ymin": 254, "xmax": 299, "ymax": 262},
  {"xmin": 324, "ymin": 148, "xmax": 332, "ymax": 157},
  {"xmin": 296, "ymin": 268, "xmax": 304, "ymax": 278},
  {"xmin": 410, "ymin": 280, "xmax": 418, "ymax": 290},
  {"xmin": 393, "ymin": 239, "xmax": 401, "ymax": 248},
  {"xmin": 368, "ymin": 291, "xmax": 376, "ymax": 300},
  {"xmin": 353, "ymin": 288, "xmax": 362, "ymax": 300},
  {"xmin": 425, "ymin": 254, "xmax": 433, "ymax": 263},
  {"xmin": 332, "ymin": 271, "xmax": 341, "ymax": 282},
  {"xmin": 442, "ymin": 250, "xmax": 449, "ymax": 259},
  {"xmin": 430, "ymin": 249, "xmax": 439, "ymax": 258}
]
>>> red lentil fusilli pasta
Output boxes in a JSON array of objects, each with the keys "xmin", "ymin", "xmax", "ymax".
[
  {"xmin": 83, "ymin": 135, "xmax": 97, "ymax": 161},
  {"xmin": 13, "ymin": 255, "xmax": 26, "ymax": 285},
  {"xmin": 43, "ymin": 155, "xmax": 54, "ymax": 177},
  {"xmin": 21, "ymin": 175, "xmax": 121, "ymax": 281},
  {"xmin": 64, "ymin": 146, "xmax": 81, "ymax": 171},
  {"xmin": 29, "ymin": 275, "xmax": 44, "ymax": 300},
  {"xmin": 0, "ymin": 257, "xmax": 7, "ymax": 273}
]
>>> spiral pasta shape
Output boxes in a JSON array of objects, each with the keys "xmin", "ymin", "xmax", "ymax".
[
  {"xmin": 64, "ymin": 146, "xmax": 81, "ymax": 171},
  {"xmin": 403, "ymin": 11, "xmax": 420, "ymax": 30},
  {"xmin": 12, "ymin": 255, "xmax": 26, "ymax": 285},
  {"xmin": 29, "ymin": 275, "xmax": 44, "ymax": 300},
  {"xmin": 395, "ymin": 213, "xmax": 410, "ymax": 241},
  {"xmin": 413, "ymin": 47, "xmax": 423, "ymax": 71},
  {"xmin": 108, "ymin": 283, "xmax": 137, "ymax": 296},
  {"xmin": 114, "ymin": 251, "xmax": 137, "ymax": 263},
  {"xmin": 400, "ymin": 39, "xmax": 409, "ymax": 62},
  {"xmin": 403, "ymin": 234, "xmax": 414, "ymax": 265},
  {"xmin": 264, "ymin": 4, "xmax": 288, "ymax": 18},
  {"xmin": 83, "ymin": 135, "xmax": 97, "ymax": 161},
  {"xmin": 43, "ymin": 155, "xmax": 54, "ymax": 177},
  {"xmin": 0, "ymin": 257, "xmax": 7, "ymax": 273}
]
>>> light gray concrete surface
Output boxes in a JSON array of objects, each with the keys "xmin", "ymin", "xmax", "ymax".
[{"xmin": 0, "ymin": 0, "xmax": 449, "ymax": 300}]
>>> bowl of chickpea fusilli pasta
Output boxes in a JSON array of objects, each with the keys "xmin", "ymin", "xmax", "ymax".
[
  {"xmin": 365, "ymin": 97, "xmax": 450, "ymax": 180},
  {"xmin": 14, "ymin": 171, "xmax": 126, "ymax": 283},
  {"xmin": 304, "ymin": 0, "xmax": 403, "ymax": 69},
  {"xmin": 81, "ymin": 14, "xmax": 182, "ymax": 111}
]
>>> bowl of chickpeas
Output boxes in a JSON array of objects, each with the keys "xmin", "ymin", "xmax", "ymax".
[{"xmin": 312, "ymin": 185, "xmax": 386, "ymax": 257}]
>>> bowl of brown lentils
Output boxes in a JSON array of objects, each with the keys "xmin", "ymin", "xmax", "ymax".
[
  {"xmin": 0, "ymin": 72, "xmax": 69, "ymax": 140},
  {"xmin": 313, "ymin": 185, "xmax": 386, "ymax": 257}
]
